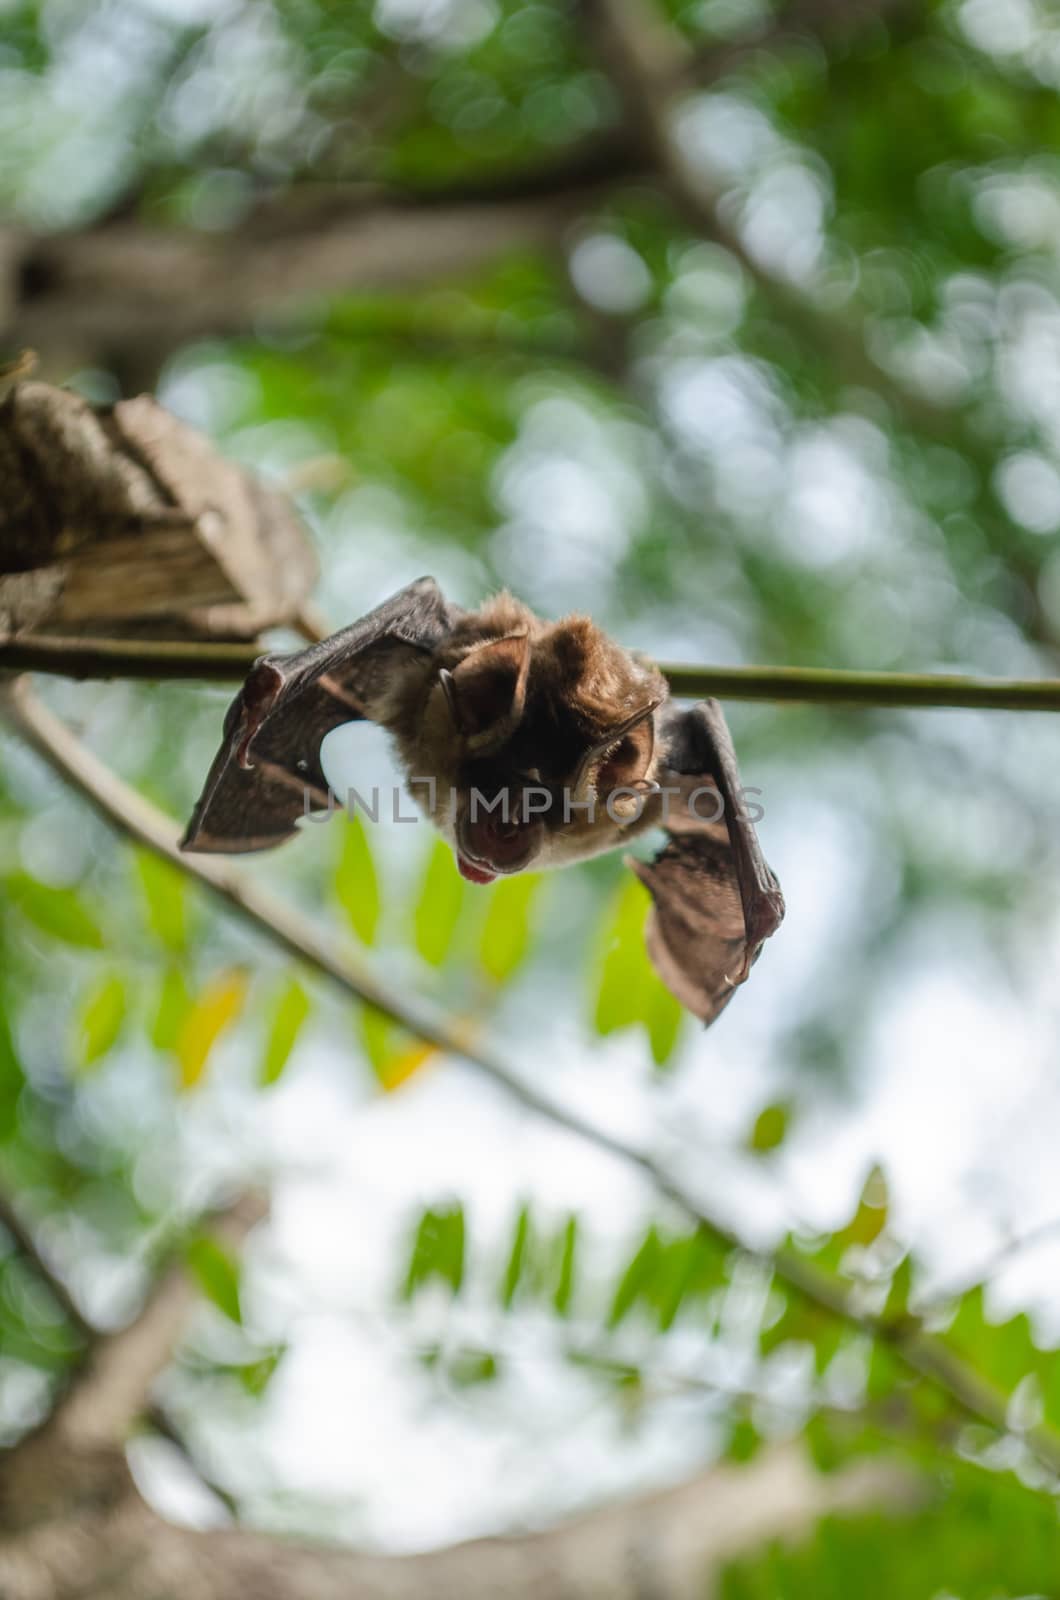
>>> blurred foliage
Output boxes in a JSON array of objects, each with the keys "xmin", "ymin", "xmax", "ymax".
[
  {"xmin": 721, "ymin": 1460, "xmax": 1060, "ymax": 1600},
  {"xmin": 2, "ymin": 0, "xmax": 1060, "ymax": 1581},
  {"xmin": 395, "ymin": 1159, "xmax": 1060, "ymax": 1498}
]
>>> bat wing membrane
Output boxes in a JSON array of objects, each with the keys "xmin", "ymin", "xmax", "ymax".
[
  {"xmin": 633, "ymin": 699, "xmax": 784, "ymax": 1026},
  {"xmin": 181, "ymin": 577, "xmax": 453, "ymax": 854}
]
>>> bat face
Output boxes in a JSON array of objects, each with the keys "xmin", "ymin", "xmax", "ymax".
[
  {"xmin": 384, "ymin": 595, "xmax": 667, "ymax": 884},
  {"xmin": 181, "ymin": 577, "xmax": 783, "ymax": 1025}
]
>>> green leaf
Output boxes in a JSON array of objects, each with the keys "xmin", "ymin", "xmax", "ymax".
[
  {"xmin": 235, "ymin": 1345, "xmax": 285, "ymax": 1396},
  {"xmin": 882, "ymin": 1254, "xmax": 914, "ymax": 1324},
  {"xmin": 810, "ymin": 1319, "xmax": 845, "ymax": 1377},
  {"xmin": 448, "ymin": 1349, "xmax": 499, "ymax": 1388},
  {"xmin": 654, "ymin": 1229, "xmax": 726, "ymax": 1331},
  {"xmin": 501, "ymin": 1202, "xmax": 532, "ymax": 1310},
  {"xmin": 866, "ymin": 1341, "xmax": 900, "ymax": 1402},
  {"xmin": 479, "ymin": 873, "xmax": 541, "ymax": 984},
  {"xmin": 0, "ymin": 995, "xmax": 25, "ymax": 1141},
  {"xmin": 151, "ymin": 965, "xmax": 192, "ymax": 1051},
  {"xmin": 727, "ymin": 1417, "xmax": 761, "ymax": 1463},
  {"xmin": 7, "ymin": 873, "xmax": 102, "ymax": 949},
  {"xmin": 837, "ymin": 1165, "xmax": 889, "ymax": 1249},
  {"xmin": 335, "ymin": 816, "xmax": 380, "ymax": 946},
  {"xmin": 647, "ymin": 981, "xmax": 683, "ymax": 1068},
  {"xmin": 75, "ymin": 972, "xmax": 126, "ymax": 1072},
  {"xmin": 594, "ymin": 878, "xmax": 649, "ymax": 1036},
  {"xmin": 402, "ymin": 1204, "xmax": 465, "ymax": 1300},
  {"xmin": 414, "ymin": 839, "xmax": 465, "ymax": 967},
  {"xmin": 804, "ymin": 1410, "xmax": 845, "ymax": 1473},
  {"xmin": 261, "ymin": 977, "xmax": 310, "ymax": 1087},
  {"xmin": 552, "ymin": 1214, "xmax": 578, "ymax": 1316},
  {"xmin": 357, "ymin": 1005, "xmax": 436, "ymax": 1092},
  {"xmin": 608, "ymin": 1226, "xmax": 662, "ymax": 1328},
  {"xmin": 749, "ymin": 1102, "xmax": 791, "ymax": 1154},
  {"xmin": 134, "ymin": 850, "xmax": 188, "ymax": 952},
  {"xmin": 944, "ymin": 1284, "xmax": 1054, "ymax": 1404},
  {"xmin": 186, "ymin": 1235, "xmax": 243, "ymax": 1324},
  {"xmin": 593, "ymin": 878, "xmax": 682, "ymax": 1064},
  {"xmin": 1041, "ymin": 1349, "xmax": 1060, "ymax": 1431},
  {"xmin": 723, "ymin": 1453, "xmax": 1060, "ymax": 1596},
  {"xmin": 358, "ymin": 1004, "xmax": 393, "ymax": 1077}
]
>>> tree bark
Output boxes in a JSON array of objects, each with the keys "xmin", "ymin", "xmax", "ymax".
[
  {"xmin": 7, "ymin": 194, "xmax": 578, "ymax": 383},
  {"xmin": 0, "ymin": 1440, "xmax": 913, "ymax": 1600}
]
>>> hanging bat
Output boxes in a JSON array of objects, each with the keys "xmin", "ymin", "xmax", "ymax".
[{"xmin": 181, "ymin": 579, "xmax": 784, "ymax": 1025}]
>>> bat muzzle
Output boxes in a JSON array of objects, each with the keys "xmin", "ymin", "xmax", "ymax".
[{"xmin": 457, "ymin": 802, "xmax": 543, "ymax": 881}]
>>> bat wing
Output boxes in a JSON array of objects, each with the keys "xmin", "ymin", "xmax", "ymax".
[
  {"xmin": 631, "ymin": 699, "xmax": 784, "ymax": 1025},
  {"xmin": 181, "ymin": 577, "xmax": 453, "ymax": 854}
]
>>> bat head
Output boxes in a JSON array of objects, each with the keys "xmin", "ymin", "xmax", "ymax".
[{"xmin": 404, "ymin": 605, "xmax": 667, "ymax": 883}]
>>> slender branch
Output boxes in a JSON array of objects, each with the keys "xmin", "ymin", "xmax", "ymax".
[
  {"xmin": 661, "ymin": 664, "xmax": 1060, "ymax": 712},
  {"xmin": 5, "ymin": 634, "xmax": 1060, "ymax": 710},
  {"xmin": 0, "ymin": 1190, "xmax": 94, "ymax": 1342},
  {"xmin": 920, "ymin": 1214, "xmax": 1060, "ymax": 1315},
  {"xmin": 576, "ymin": 0, "xmax": 1060, "ymax": 664},
  {"xmin": 577, "ymin": 0, "xmax": 944, "ymax": 437},
  {"xmin": 0, "ymin": 1185, "xmax": 267, "ymax": 1498},
  {"xmin": 142, "ymin": 1403, "xmax": 240, "ymax": 1520},
  {"xmin": 0, "ymin": 676, "xmax": 647, "ymax": 1147},
  {"xmin": 423, "ymin": 1326, "xmax": 956, "ymax": 1458},
  {"xmin": 3, "ymin": 677, "xmax": 1060, "ymax": 1478},
  {"xmin": 0, "ymin": 635, "xmax": 262, "ymax": 680},
  {"xmin": 45, "ymin": 1191, "xmax": 267, "ymax": 1450}
]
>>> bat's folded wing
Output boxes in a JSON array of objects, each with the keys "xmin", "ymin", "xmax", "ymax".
[
  {"xmin": 632, "ymin": 699, "xmax": 784, "ymax": 1026},
  {"xmin": 181, "ymin": 577, "xmax": 452, "ymax": 854}
]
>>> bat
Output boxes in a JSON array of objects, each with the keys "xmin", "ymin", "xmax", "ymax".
[{"xmin": 182, "ymin": 579, "xmax": 784, "ymax": 1024}]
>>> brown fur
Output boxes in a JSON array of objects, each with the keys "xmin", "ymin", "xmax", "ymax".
[{"xmin": 384, "ymin": 591, "xmax": 668, "ymax": 875}]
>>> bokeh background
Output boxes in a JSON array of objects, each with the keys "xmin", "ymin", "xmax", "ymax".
[{"xmin": 3, "ymin": 0, "xmax": 1060, "ymax": 1592}]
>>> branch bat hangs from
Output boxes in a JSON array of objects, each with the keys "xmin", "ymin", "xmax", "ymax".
[{"xmin": 182, "ymin": 579, "xmax": 784, "ymax": 1025}]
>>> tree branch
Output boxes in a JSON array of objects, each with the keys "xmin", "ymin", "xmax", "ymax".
[
  {"xmin": 0, "ymin": 635, "xmax": 262, "ymax": 680},
  {"xmin": 0, "ymin": 1191, "xmax": 94, "ymax": 1343},
  {"xmin": 578, "ymin": 0, "xmax": 942, "ymax": 427},
  {"xmin": 140, "ymin": 1403, "xmax": 241, "ymax": 1521},
  {"xmin": 920, "ymin": 1213, "xmax": 1060, "ymax": 1316},
  {"xmin": 43, "ymin": 1191, "xmax": 267, "ymax": 1452},
  {"xmin": 576, "ymin": 0, "xmax": 1060, "ymax": 662},
  {"xmin": 5, "ymin": 634, "xmax": 1060, "ymax": 710},
  {"xmin": 10, "ymin": 193, "xmax": 583, "ymax": 377},
  {"xmin": 663, "ymin": 664, "xmax": 1060, "ymax": 712},
  {"xmin": 0, "ymin": 1437, "xmax": 912, "ymax": 1600},
  {"xmin": 3, "ymin": 675, "xmax": 1060, "ymax": 1481}
]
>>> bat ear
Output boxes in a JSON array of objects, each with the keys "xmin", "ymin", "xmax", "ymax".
[
  {"xmin": 575, "ymin": 700, "xmax": 659, "ymax": 818},
  {"xmin": 440, "ymin": 632, "xmax": 531, "ymax": 751}
]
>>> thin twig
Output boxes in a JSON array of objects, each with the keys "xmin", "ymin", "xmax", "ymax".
[
  {"xmin": 143, "ymin": 1403, "xmax": 240, "ymax": 1520},
  {"xmin": 0, "ymin": 1190, "xmax": 94, "ymax": 1342},
  {"xmin": 577, "ymin": 0, "xmax": 947, "ymax": 438},
  {"xmin": 5, "ymin": 634, "xmax": 1060, "ymax": 710},
  {"xmin": 0, "ymin": 635, "xmax": 262, "ymax": 680},
  {"xmin": 662, "ymin": 664, "xmax": 1060, "ymax": 711},
  {"xmin": 576, "ymin": 0, "xmax": 1060, "ymax": 663},
  {"xmin": 45, "ymin": 1190, "xmax": 268, "ymax": 1450},
  {"xmin": 4, "ymin": 674, "xmax": 1060, "ymax": 1478},
  {"xmin": 919, "ymin": 1215, "xmax": 1060, "ymax": 1315}
]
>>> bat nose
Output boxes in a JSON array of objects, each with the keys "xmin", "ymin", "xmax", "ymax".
[
  {"xmin": 481, "ymin": 816, "xmax": 534, "ymax": 867},
  {"xmin": 461, "ymin": 804, "xmax": 542, "ymax": 874}
]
